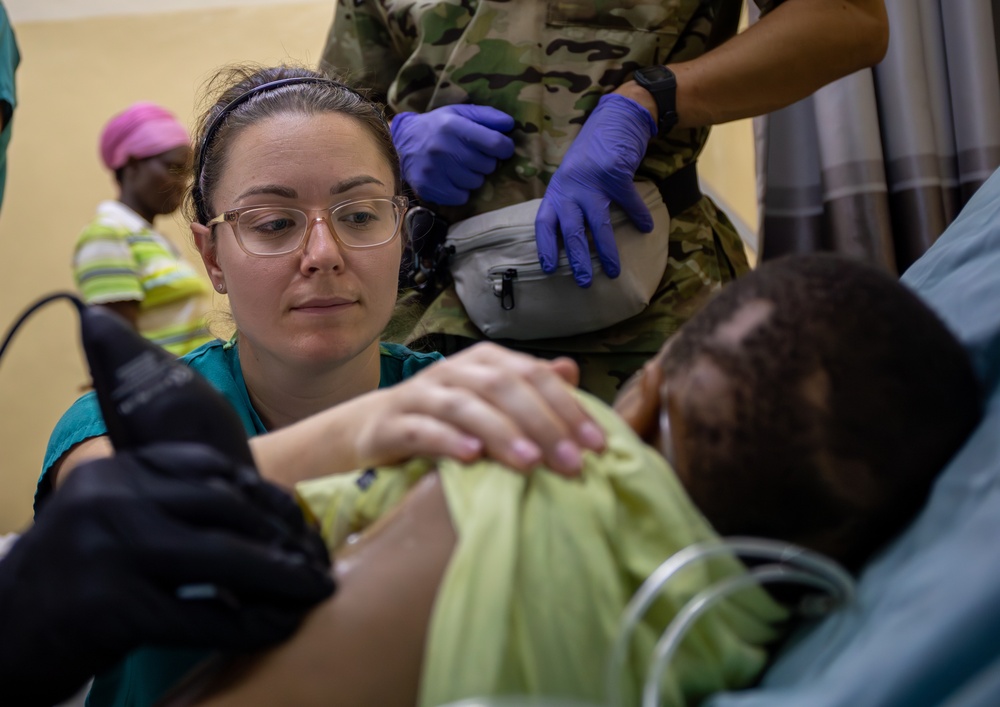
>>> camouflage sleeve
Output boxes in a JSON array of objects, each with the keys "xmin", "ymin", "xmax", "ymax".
[{"xmin": 320, "ymin": 0, "xmax": 401, "ymax": 99}]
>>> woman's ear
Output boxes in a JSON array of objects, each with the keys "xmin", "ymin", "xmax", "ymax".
[{"xmin": 191, "ymin": 222, "xmax": 224, "ymax": 290}]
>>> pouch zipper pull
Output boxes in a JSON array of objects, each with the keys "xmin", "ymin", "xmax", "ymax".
[{"xmin": 497, "ymin": 268, "xmax": 517, "ymax": 311}]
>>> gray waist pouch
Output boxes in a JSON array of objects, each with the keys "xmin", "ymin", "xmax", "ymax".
[{"xmin": 445, "ymin": 181, "xmax": 670, "ymax": 340}]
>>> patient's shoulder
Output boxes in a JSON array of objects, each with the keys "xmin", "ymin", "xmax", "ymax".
[{"xmin": 297, "ymin": 460, "xmax": 438, "ymax": 551}]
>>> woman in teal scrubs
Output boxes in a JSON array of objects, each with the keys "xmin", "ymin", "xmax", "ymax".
[{"xmin": 38, "ymin": 63, "xmax": 606, "ymax": 707}]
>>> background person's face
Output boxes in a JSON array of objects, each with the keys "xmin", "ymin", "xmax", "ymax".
[
  {"xmin": 131, "ymin": 144, "xmax": 191, "ymax": 216},
  {"xmin": 201, "ymin": 111, "xmax": 402, "ymax": 372}
]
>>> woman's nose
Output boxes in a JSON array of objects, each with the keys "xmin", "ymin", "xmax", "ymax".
[{"xmin": 300, "ymin": 216, "xmax": 345, "ymax": 272}]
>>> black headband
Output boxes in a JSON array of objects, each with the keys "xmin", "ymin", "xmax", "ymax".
[{"xmin": 193, "ymin": 76, "xmax": 366, "ymax": 222}]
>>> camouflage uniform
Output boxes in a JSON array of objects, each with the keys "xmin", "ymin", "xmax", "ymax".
[{"xmin": 323, "ymin": 0, "xmax": 782, "ymax": 403}]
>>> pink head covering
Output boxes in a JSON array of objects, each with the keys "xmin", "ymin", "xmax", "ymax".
[{"xmin": 99, "ymin": 101, "xmax": 191, "ymax": 171}]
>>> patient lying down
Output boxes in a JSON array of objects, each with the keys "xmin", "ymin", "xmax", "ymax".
[{"xmin": 169, "ymin": 254, "xmax": 982, "ymax": 707}]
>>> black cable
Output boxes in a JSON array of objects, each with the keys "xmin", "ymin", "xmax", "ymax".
[{"xmin": 0, "ymin": 292, "xmax": 85, "ymax": 366}]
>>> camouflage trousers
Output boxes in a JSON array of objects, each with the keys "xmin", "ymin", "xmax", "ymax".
[{"xmin": 392, "ymin": 196, "xmax": 751, "ymax": 404}]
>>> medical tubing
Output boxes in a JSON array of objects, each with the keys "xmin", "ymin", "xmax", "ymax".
[
  {"xmin": 641, "ymin": 565, "xmax": 847, "ymax": 707},
  {"xmin": 0, "ymin": 292, "xmax": 85, "ymax": 366},
  {"xmin": 605, "ymin": 536, "xmax": 855, "ymax": 707}
]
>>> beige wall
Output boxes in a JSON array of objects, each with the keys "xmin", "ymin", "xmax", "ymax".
[
  {"xmin": 0, "ymin": 3, "xmax": 334, "ymax": 531},
  {"xmin": 701, "ymin": 118, "xmax": 760, "ymax": 262},
  {"xmin": 0, "ymin": 3, "xmax": 757, "ymax": 533}
]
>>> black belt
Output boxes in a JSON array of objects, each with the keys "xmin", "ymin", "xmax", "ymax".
[{"xmin": 657, "ymin": 162, "xmax": 702, "ymax": 217}]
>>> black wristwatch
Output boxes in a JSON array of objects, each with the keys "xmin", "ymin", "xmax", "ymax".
[{"xmin": 633, "ymin": 65, "xmax": 679, "ymax": 133}]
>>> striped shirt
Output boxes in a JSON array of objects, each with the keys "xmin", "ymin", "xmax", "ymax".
[{"xmin": 73, "ymin": 200, "xmax": 212, "ymax": 355}]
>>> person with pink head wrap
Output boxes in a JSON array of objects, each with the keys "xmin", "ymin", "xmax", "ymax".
[
  {"xmin": 72, "ymin": 101, "xmax": 213, "ymax": 356},
  {"xmin": 98, "ymin": 101, "xmax": 191, "ymax": 172}
]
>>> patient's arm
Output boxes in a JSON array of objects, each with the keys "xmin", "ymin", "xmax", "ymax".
[{"xmin": 166, "ymin": 473, "xmax": 456, "ymax": 707}]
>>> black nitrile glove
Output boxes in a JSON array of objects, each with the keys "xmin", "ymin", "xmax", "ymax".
[{"xmin": 0, "ymin": 443, "xmax": 334, "ymax": 707}]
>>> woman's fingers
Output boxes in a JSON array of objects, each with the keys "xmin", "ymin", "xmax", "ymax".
[
  {"xmin": 549, "ymin": 356, "xmax": 582, "ymax": 387},
  {"xmin": 444, "ymin": 344, "xmax": 603, "ymax": 452},
  {"xmin": 361, "ymin": 380, "xmax": 540, "ymax": 471},
  {"xmin": 354, "ymin": 410, "xmax": 484, "ymax": 469},
  {"xmin": 365, "ymin": 343, "xmax": 605, "ymax": 476},
  {"xmin": 425, "ymin": 360, "xmax": 581, "ymax": 474}
]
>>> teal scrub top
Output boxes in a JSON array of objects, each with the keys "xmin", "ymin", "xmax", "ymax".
[
  {"xmin": 0, "ymin": 2, "xmax": 21, "ymax": 212},
  {"xmin": 36, "ymin": 338, "xmax": 442, "ymax": 707}
]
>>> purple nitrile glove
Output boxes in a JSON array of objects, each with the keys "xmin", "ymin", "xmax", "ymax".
[
  {"xmin": 535, "ymin": 93, "xmax": 657, "ymax": 288},
  {"xmin": 392, "ymin": 104, "xmax": 516, "ymax": 206}
]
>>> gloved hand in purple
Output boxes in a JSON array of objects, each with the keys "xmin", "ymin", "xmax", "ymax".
[
  {"xmin": 392, "ymin": 104, "xmax": 516, "ymax": 206},
  {"xmin": 535, "ymin": 93, "xmax": 657, "ymax": 288}
]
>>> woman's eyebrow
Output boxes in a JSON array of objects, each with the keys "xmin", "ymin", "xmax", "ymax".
[
  {"xmin": 233, "ymin": 176, "xmax": 387, "ymax": 203},
  {"xmin": 330, "ymin": 176, "xmax": 386, "ymax": 194},
  {"xmin": 235, "ymin": 184, "xmax": 298, "ymax": 201}
]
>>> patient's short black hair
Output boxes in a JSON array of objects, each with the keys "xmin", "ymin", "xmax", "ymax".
[{"xmin": 662, "ymin": 253, "xmax": 982, "ymax": 570}]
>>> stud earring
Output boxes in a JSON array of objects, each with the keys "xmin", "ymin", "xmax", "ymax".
[{"xmin": 216, "ymin": 282, "xmax": 226, "ymax": 293}]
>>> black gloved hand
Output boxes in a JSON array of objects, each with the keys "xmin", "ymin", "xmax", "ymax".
[{"xmin": 0, "ymin": 443, "xmax": 334, "ymax": 707}]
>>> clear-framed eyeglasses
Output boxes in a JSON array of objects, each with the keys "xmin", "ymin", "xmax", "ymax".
[{"xmin": 207, "ymin": 195, "xmax": 409, "ymax": 257}]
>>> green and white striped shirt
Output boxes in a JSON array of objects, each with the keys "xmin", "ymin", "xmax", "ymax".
[{"xmin": 73, "ymin": 200, "xmax": 212, "ymax": 355}]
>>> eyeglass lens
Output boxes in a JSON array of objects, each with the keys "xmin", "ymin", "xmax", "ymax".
[{"xmin": 236, "ymin": 198, "xmax": 400, "ymax": 254}]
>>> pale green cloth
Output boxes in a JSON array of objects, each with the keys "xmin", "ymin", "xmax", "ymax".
[{"xmin": 297, "ymin": 392, "xmax": 786, "ymax": 706}]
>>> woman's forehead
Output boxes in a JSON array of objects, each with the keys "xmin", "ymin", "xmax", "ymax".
[
  {"xmin": 229, "ymin": 112, "xmax": 383, "ymax": 163},
  {"xmin": 217, "ymin": 113, "xmax": 393, "ymax": 199}
]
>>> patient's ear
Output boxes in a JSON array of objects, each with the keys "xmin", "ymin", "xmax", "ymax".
[{"xmin": 613, "ymin": 359, "xmax": 663, "ymax": 444}]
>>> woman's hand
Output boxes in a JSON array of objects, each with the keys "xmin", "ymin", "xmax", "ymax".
[
  {"xmin": 358, "ymin": 343, "xmax": 605, "ymax": 474},
  {"xmin": 254, "ymin": 343, "xmax": 606, "ymax": 486}
]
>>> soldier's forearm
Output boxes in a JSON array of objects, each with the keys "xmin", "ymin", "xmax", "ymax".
[{"xmin": 620, "ymin": 0, "xmax": 888, "ymax": 130}]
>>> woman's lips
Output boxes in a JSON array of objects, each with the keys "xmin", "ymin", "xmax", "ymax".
[{"xmin": 292, "ymin": 297, "xmax": 357, "ymax": 314}]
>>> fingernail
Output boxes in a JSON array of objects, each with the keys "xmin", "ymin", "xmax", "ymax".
[
  {"xmin": 457, "ymin": 436, "xmax": 483, "ymax": 458},
  {"xmin": 578, "ymin": 421, "xmax": 605, "ymax": 450},
  {"xmin": 555, "ymin": 440, "xmax": 583, "ymax": 473},
  {"xmin": 510, "ymin": 438, "xmax": 542, "ymax": 466}
]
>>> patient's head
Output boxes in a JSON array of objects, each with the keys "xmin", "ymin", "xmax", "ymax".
[{"xmin": 616, "ymin": 254, "xmax": 982, "ymax": 570}]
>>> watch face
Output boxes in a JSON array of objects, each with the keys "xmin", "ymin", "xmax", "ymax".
[
  {"xmin": 638, "ymin": 66, "xmax": 674, "ymax": 84},
  {"xmin": 635, "ymin": 66, "xmax": 678, "ymax": 130}
]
